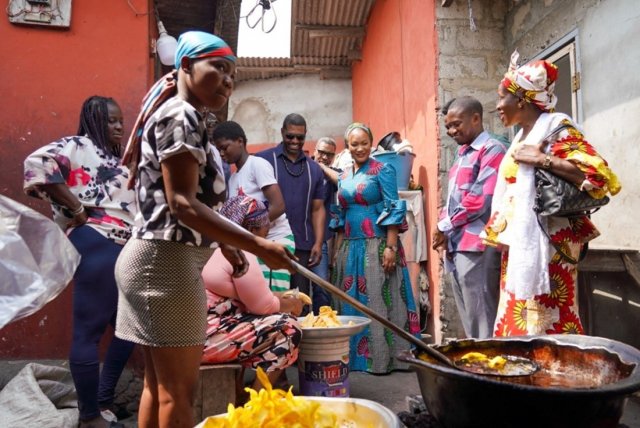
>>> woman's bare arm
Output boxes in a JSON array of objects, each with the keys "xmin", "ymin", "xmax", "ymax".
[{"xmin": 161, "ymin": 152, "xmax": 293, "ymax": 271}]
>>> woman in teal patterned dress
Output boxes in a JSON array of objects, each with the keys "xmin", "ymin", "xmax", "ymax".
[{"xmin": 330, "ymin": 123, "xmax": 420, "ymax": 374}]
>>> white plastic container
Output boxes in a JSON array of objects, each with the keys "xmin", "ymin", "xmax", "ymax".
[
  {"xmin": 298, "ymin": 336, "xmax": 350, "ymax": 397},
  {"xmin": 298, "ymin": 316, "xmax": 371, "ymax": 397}
]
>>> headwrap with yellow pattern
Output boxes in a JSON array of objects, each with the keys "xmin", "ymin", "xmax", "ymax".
[{"xmin": 501, "ymin": 50, "xmax": 558, "ymax": 112}]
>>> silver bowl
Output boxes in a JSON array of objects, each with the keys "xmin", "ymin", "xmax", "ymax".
[
  {"xmin": 299, "ymin": 315, "xmax": 371, "ymax": 340},
  {"xmin": 195, "ymin": 396, "xmax": 401, "ymax": 428}
]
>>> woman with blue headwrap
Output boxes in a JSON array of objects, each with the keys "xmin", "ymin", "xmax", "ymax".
[{"xmin": 115, "ymin": 32, "xmax": 294, "ymax": 428}]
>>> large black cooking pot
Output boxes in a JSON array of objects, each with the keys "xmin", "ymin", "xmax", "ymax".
[{"xmin": 396, "ymin": 335, "xmax": 640, "ymax": 428}]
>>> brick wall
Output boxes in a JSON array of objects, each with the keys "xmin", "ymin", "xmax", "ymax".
[{"xmin": 435, "ymin": 0, "xmax": 508, "ymax": 338}]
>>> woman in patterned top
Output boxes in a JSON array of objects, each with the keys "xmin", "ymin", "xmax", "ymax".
[
  {"xmin": 23, "ymin": 95, "xmax": 135, "ymax": 428},
  {"xmin": 484, "ymin": 51, "xmax": 621, "ymax": 336},
  {"xmin": 201, "ymin": 195, "xmax": 304, "ymax": 392},
  {"xmin": 115, "ymin": 32, "xmax": 294, "ymax": 428},
  {"xmin": 330, "ymin": 123, "xmax": 420, "ymax": 374}
]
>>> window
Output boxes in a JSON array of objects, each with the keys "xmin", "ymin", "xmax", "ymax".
[
  {"xmin": 535, "ymin": 30, "xmax": 582, "ymax": 122},
  {"xmin": 545, "ymin": 43, "xmax": 579, "ymax": 120}
]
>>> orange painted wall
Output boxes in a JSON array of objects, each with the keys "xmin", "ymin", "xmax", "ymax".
[
  {"xmin": 352, "ymin": 0, "xmax": 443, "ymax": 338},
  {"xmin": 0, "ymin": 0, "xmax": 152, "ymax": 358}
]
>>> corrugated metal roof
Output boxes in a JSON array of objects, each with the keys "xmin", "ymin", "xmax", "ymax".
[
  {"xmin": 237, "ymin": 0, "xmax": 376, "ymax": 81},
  {"xmin": 155, "ymin": 0, "xmax": 242, "ymax": 121},
  {"xmin": 156, "ymin": 0, "xmax": 241, "ymax": 55}
]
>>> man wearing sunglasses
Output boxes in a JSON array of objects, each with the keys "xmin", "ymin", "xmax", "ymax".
[
  {"xmin": 256, "ymin": 113, "xmax": 327, "ymax": 308},
  {"xmin": 309, "ymin": 137, "xmax": 341, "ymax": 313}
]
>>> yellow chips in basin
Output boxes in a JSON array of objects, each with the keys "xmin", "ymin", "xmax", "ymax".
[
  {"xmin": 203, "ymin": 367, "xmax": 338, "ymax": 428},
  {"xmin": 300, "ymin": 306, "xmax": 343, "ymax": 328},
  {"xmin": 458, "ymin": 352, "xmax": 507, "ymax": 370}
]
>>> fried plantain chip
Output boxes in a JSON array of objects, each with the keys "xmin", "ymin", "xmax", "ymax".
[{"xmin": 203, "ymin": 367, "xmax": 339, "ymax": 428}]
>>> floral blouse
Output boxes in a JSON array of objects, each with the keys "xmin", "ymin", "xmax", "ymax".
[
  {"xmin": 330, "ymin": 159, "xmax": 407, "ymax": 238},
  {"xmin": 133, "ymin": 96, "xmax": 226, "ymax": 247},
  {"xmin": 23, "ymin": 136, "xmax": 135, "ymax": 244}
]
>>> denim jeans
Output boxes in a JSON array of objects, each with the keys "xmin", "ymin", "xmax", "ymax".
[{"xmin": 310, "ymin": 241, "xmax": 333, "ymax": 314}]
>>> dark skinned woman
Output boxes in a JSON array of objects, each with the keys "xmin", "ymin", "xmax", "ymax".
[
  {"xmin": 24, "ymin": 95, "xmax": 135, "ymax": 428},
  {"xmin": 115, "ymin": 32, "xmax": 294, "ymax": 428},
  {"xmin": 483, "ymin": 51, "xmax": 621, "ymax": 336},
  {"xmin": 330, "ymin": 122, "xmax": 420, "ymax": 374}
]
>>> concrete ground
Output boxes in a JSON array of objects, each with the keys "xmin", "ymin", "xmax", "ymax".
[
  {"xmin": 117, "ymin": 365, "xmax": 640, "ymax": 427},
  {"xmin": 117, "ymin": 366, "xmax": 421, "ymax": 426},
  {"xmin": 287, "ymin": 367, "xmax": 421, "ymax": 415},
  {"xmin": 1, "ymin": 360, "xmax": 639, "ymax": 427}
]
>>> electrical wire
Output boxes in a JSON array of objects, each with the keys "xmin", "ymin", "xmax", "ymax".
[
  {"xmin": 6, "ymin": 0, "xmax": 28, "ymax": 18},
  {"xmin": 126, "ymin": 0, "xmax": 149, "ymax": 17},
  {"xmin": 241, "ymin": 0, "xmax": 278, "ymax": 33}
]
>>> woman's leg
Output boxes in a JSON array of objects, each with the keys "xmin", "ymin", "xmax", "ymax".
[
  {"xmin": 97, "ymin": 326, "xmax": 135, "ymax": 411},
  {"xmin": 98, "ymin": 257, "xmax": 136, "ymax": 412},
  {"xmin": 68, "ymin": 226, "xmax": 132, "ymax": 421},
  {"xmin": 138, "ymin": 346, "xmax": 159, "ymax": 428},
  {"xmin": 149, "ymin": 345, "xmax": 204, "ymax": 428}
]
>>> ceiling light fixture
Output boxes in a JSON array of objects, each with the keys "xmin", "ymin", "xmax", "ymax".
[{"xmin": 155, "ymin": 8, "xmax": 177, "ymax": 66}]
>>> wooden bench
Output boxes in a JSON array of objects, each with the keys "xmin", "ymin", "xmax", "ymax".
[{"xmin": 193, "ymin": 363, "xmax": 243, "ymax": 423}]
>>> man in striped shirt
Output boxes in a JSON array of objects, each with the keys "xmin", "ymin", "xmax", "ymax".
[{"xmin": 432, "ymin": 96, "xmax": 506, "ymax": 338}]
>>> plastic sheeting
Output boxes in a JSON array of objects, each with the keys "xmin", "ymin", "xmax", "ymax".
[
  {"xmin": 0, "ymin": 363, "xmax": 79, "ymax": 427},
  {"xmin": 0, "ymin": 195, "xmax": 80, "ymax": 329}
]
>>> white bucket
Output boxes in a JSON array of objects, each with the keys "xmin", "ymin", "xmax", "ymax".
[{"xmin": 297, "ymin": 337, "xmax": 350, "ymax": 397}]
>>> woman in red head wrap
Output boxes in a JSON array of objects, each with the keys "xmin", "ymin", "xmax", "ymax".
[{"xmin": 483, "ymin": 51, "xmax": 620, "ymax": 337}]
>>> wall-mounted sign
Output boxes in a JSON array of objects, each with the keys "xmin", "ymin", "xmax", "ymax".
[{"xmin": 7, "ymin": 0, "xmax": 72, "ymax": 29}]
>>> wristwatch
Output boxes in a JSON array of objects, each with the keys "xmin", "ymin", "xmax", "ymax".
[
  {"xmin": 542, "ymin": 154, "xmax": 553, "ymax": 169},
  {"xmin": 386, "ymin": 245, "xmax": 397, "ymax": 252}
]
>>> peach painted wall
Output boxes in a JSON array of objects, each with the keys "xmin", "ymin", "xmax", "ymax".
[
  {"xmin": 352, "ymin": 0, "xmax": 443, "ymax": 339},
  {"xmin": 0, "ymin": 0, "xmax": 152, "ymax": 358}
]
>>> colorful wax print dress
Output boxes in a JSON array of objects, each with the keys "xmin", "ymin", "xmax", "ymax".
[
  {"xmin": 484, "ymin": 114, "xmax": 621, "ymax": 336},
  {"xmin": 330, "ymin": 158, "xmax": 420, "ymax": 373}
]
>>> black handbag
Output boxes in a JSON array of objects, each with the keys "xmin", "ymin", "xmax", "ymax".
[
  {"xmin": 533, "ymin": 122, "xmax": 609, "ymax": 264},
  {"xmin": 533, "ymin": 124, "xmax": 609, "ymax": 218},
  {"xmin": 534, "ymin": 168, "xmax": 609, "ymax": 217}
]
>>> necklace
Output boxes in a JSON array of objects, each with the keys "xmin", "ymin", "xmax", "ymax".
[{"xmin": 282, "ymin": 156, "xmax": 306, "ymax": 177}]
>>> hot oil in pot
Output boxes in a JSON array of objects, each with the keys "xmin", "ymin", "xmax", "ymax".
[
  {"xmin": 505, "ymin": 367, "xmax": 603, "ymax": 388},
  {"xmin": 418, "ymin": 350, "xmax": 632, "ymax": 389}
]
